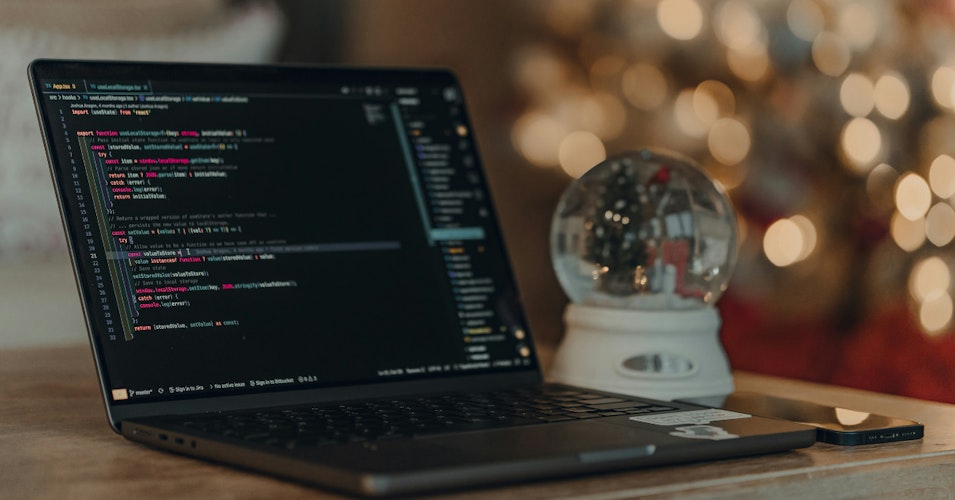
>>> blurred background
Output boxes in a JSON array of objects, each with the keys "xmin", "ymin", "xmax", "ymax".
[{"xmin": 2, "ymin": 0, "xmax": 955, "ymax": 403}]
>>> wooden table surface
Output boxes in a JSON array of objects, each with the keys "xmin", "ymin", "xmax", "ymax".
[{"xmin": 2, "ymin": 344, "xmax": 954, "ymax": 499}]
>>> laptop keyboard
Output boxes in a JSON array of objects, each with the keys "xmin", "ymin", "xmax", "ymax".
[{"xmin": 172, "ymin": 386, "xmax": 676, "ymax": 450}]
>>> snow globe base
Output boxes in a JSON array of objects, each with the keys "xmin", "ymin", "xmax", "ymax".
[{"xmin": 548, "ymin": 303, "xmax": 734, "ymax": 401}]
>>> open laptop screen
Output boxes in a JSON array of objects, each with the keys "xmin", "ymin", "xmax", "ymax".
[{"xmin": 31, "ymin": 61, "xmax": 536, "ymax": 405}]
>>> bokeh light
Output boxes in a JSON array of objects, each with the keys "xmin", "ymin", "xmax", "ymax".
[
  {"xmin": 911, "ymin": 255, "xmax": 955, "ymax": 334},
  {"xmin": 764, "ymin": 219, "xmax": 803, "ymax": 267},
  {"xmin": 874, "ymin": 72, "xmax": 910, "ymax": 120},
  {"xmin": 657, "ymin": 0, "xmax": 704, "ymax": 41},
  {"xmin": 929, "ymin": 154, "xmax": 955, "ymax": 198},
  {"xmin": 891, "ymin": 211, "xmax": 926, "ymax": 252},
  {"xmin": 790, "ymin": 215, "xmax": 818, "ymax": 261},
  {"xmin": 715, "ymin": 1, "xmax": 763, "ymax": 51},
  {"xmin": 840, "ymin": 118, "xmax": 882, "ymax": 168},
  {"xmin": 578, "ymin": 92, "xmax": 627, "ymax": 140},
  {"xmin": 621, "ymin": 63, "xmax": 668, "ymax": 111},
  {"xmin": 708, "ymin": 117, "xmax": 751, "ymax": 165},
  {"xmin": 909, "ymin": 256, "xmax": 952, "ymax": 334},
  {"xmin": 895, "ymin": 173, "xmax": 932, "ymax": 221},
  {"xmin": 933, "ymin": 65, "xmax": 955, "ymax": 109},
  {"xmin": 763, "ymin": 217, "xmax": 816, "ymax": 267},
  {"xmin": 511, "ymin": 111, "xmax": 567, "ymax": 167},
  {"xmin": 726, "ymin": 45, "xmax": 771, "ymax": 82},
  {"xmin": 836, "ymin": 2, "xmax": 878, "ymax": 51},
  {"xmin": 674, "ymin": 88, "xmax": 708, "ymax": 138},
  {"xmin": 696, "ymin": 80, "xmax": 735, "ymax": 117},
  {"xmin": 910, "ymin": 256, "xmax": 950, "ymax": 302},
  {"xmin": 512, "ymin": 45, "xmax": 568, "ymax": 94},
  {"xmin": 558, "ymin": 130, "xmax": 606, "ymax": 178},
  {"xmin": 692, "ymin": 85, "xmax": 720, "ymax": 125},
  {"xmin": 787, "ymin": 0, "xmax": 825, "ymax": 42},
  {"xmin": 920, "ymin": 292, "xmax": 954, "ymax": 335},
  {"xmin": 926, "ymin": 202, "xmax": 955, "ymax": 247},
  {"xmin": 840, "ymin": 73, "xmax": 875, "ymax": 117},
  {"xmin": 812, "ymin": 32, "xmax": 851, "ymax": 77}
]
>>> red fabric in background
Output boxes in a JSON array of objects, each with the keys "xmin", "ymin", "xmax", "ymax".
[
  {"xmin": 831, "ymin": 305, "xmax": 955, "ymax": 403},
  {"xmin": 718, "ymin": 294, "xmax": 955, "ymax": 404}
]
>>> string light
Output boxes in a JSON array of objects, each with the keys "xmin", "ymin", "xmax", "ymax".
[
  {"xmin": 891, "ymin": 211, "xmax": 926, "ymax": 252},
  {"xmin": 895, "ymin": 173, "xmax": 932, "ymax": 221},
  {"xmin": 910, "ymin": 256, "xmax": 953, "ymax": 334},
  {"xmin": 929, "ymin": 154, "xmax": 955, "ymax": 198},
  {"xmin": 933, "ymin": 65, "xmax": 955, "ymax": 109},
  {"xmin": 708, "ymin": 117, "xmax": 751, "ymax": 165},
  {"xmin": 926, "ymin": 202, "xmax": 955, "ymax": 247},
  {"xmin": 512, "ymin": 45, "xmax": 568, "ymax": 94},
  {"xmin": 726, "ymin": 45, "xmax": 771, "ymax": 82},
  {"xmin": 511, "ymin": 111, "xmax": 567, "ymax": 167},
  {"xmin": 674, "ymin": 88, "xmax": 708, "ymax": 138},
  {"xmin": 715, "ymin": 1, "xmax": 763, "ymax": 51},
  {"xmin": 763, "ymin": 216, "xmax": 817, "ymax": 267},
  {"xmin": 657, "ymin": 0, "xmax": 703, "ymax": 41},
  {"xmin": 840, "ymin": 118, "xmax": 882, "ymax": 168},
  {"xmin": 812, "ymin": 32, "xmax": 851, "ymax": 77},
  {"xmin": 786, "ymin": 0, "xmax": 824, "ymax": 42},
  {"xmin": 836, "ymin": 2, "xmax": 878, "ymax": 51},
  {"xmin": 920, "ymin": 292, "xmax": 953, "ymax": 335},
  {"xmin": 621, "ymin": 63, "xmax": 668, "ymax": 111},
  {"xmin": 910, "ymin": 256, "xmax": 950, "ymax": 302},
  {"xmin": 696, "ymin": 80, "xmax": 735, "ymax": 117},
  {"xmin": 558, "ymin": 131, "xmax": 606, "ymax": 178},
  {"xmin": 840, "ymin": 73, "xmax": 875, "ymax": 118},
  {"xmin": 578, "ymin": 92, "xmax": 627, "ymax": 140},
  {"xmin": 874, "ymin": 72, "xmax": 910, "ymax": 120},
  {"xmin": 693, "ymin": 86, "xmax": 721, "ymax": 126},
  {"xmin": 790, "ymin": 215, "xmax": 818, "ymax": 261}
]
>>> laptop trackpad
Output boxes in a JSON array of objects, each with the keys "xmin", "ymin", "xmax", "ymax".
[{"xmin": 421, "ymin": 420, "xmax": 656, "ymax": 463}]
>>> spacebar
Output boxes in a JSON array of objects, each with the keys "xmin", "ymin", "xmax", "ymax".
[{"xmin": 412, "ymin": 417, "xmax": 541, "ymax": 437}]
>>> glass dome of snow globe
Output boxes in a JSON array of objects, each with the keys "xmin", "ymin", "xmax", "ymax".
[{"xmin": 551, "ymin": 148, "xmax": 738, "ymax": 311}]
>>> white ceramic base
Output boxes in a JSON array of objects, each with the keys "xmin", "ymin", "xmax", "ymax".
[{"xmin": 549, "ymin": 303, "xmax": 734, "ymax": 401}]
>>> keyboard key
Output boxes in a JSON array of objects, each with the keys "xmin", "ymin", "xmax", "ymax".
[
  {"xmin": 587, "ymin": 401, "xmax": 652, "ymax": 410},
  {"xmin": 536, "ymin": 415, "xmax": 576, "ymax": 422},
  {"xmin": 583, "ymin": 397, "xmax": 626, "ymax": 405}
]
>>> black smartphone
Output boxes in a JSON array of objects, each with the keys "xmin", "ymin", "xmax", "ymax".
[{"xmin": 718, "ymin": 391, "xmax": 924, "ymax": 446}]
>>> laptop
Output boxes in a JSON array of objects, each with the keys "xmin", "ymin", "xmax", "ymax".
[{"xmin": 29, "ymin": 59, "xmax": 815, "ymax": 497}]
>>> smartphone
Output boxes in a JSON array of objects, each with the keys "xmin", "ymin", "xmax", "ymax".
[{"xmin": 718, "ymin": 391, "xmax": 924, "ymax": 446}]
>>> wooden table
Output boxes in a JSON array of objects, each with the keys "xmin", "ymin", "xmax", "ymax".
[{"xmin": 2, "ymin": 344, "xmax": 954, "ymax": 499}]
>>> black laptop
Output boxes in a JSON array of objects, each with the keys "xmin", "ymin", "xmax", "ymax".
[{"xmin": 30, "ymin": 59, "xmax": 814, "ymax": 497}]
